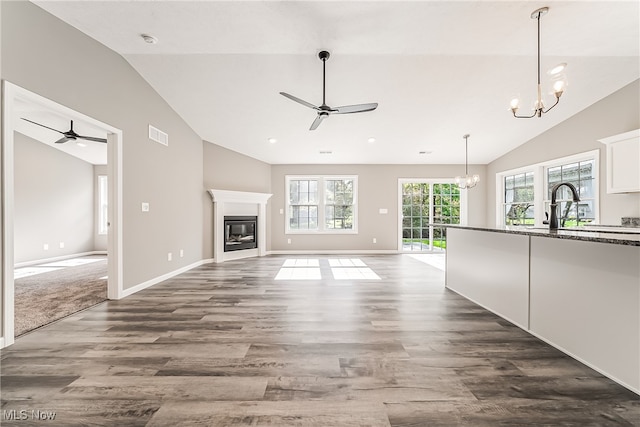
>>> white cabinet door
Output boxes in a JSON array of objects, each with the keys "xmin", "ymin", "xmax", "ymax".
[{"xmin": 598, "ymin": 129, "xmax": 640, "ymax": 193}]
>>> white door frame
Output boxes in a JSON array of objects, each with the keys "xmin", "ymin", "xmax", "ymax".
[
  {"xmin": 1, "ymin": 81, "xmax": 123, "ymax": 348},
  {"xmin": 397, "ymin": 178, "xmax": 468, "ymax": 252}
]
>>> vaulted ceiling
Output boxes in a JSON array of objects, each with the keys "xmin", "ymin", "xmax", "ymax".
[{"xmin": 31, "ymin": 1, "xmax": 639, "ymax": 165}]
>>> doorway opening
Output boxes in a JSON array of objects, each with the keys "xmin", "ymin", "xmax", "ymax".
[{"xmin": 1, "ymin": 81, "xmax": 123, "ymax": 347}]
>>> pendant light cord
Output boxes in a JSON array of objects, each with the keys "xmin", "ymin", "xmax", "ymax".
[{"xmin": 464, "ymin": 134, "xmax": 469, "ymax": 175}]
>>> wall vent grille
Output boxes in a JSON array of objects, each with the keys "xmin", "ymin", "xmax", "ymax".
[{"xmin": 149, "ymin": 125, "xmax": 168, "ymax": 146}]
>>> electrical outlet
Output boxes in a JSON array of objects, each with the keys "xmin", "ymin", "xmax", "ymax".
[
  {"xmin": 373, "ymin": 238, "xmax": 377, "ymax": 244},
  {"xmin": 141, "ymin": 202, "xmax": 150, "ymax": 212},
  {"xmin": 167, "ymin": 252, "xmax": 172, "ymax": 261},
  {"xmin": 180, "ymin": 249, "xmax": 184, "ymax": 258},
  {"xmin": 59, "ymin": 242, "xmax": 65, "ymax": 249},
  {"xmin": 287, "ymin": 238, "xmax": 291, "ymax": 244},
  {"xmin": 280, "ymin": 208, "xmax": 284, "ymax": 215},
  {"xmin": 43, "ymin": 244, "xmax": 49, "ymax": 251}
]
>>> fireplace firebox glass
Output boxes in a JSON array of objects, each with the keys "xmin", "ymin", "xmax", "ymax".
[{"xmin": 224, "ymin": 216, "xmax": 257, "ymax": 252}]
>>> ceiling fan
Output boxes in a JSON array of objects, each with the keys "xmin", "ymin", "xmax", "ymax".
[
  {"xmin": 21, "ymin": 118, "xmax": 107, "ymax": 144},
  {"xmin": 280, "ymin": 50, "xmax": 378, "ymax": 130}
]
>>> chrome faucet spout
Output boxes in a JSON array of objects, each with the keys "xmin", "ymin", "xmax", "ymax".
[{"xmin": 549, "ymin": 182, "xmax": 580, "ymax": 230}]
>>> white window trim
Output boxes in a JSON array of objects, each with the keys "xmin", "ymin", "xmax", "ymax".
[
  {"xmin": 495, "ymin": 149, "xmax": 600, "ymax": 227},
  {"xmin": 97, "ymin": 174, "xmax": 108, "ymax": 235},
  {"xmin": 285, "ymin": 175, "xmax": 359, "ymax": 234}
]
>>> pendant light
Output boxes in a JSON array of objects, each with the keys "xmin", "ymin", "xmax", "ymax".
[
  {"xmin": 455, "ymin": 134, "xmax": 479, "ymax": 189},
  {"xmin": 510, "ymin": 7, "xmax": 567, "ymax": 118}
]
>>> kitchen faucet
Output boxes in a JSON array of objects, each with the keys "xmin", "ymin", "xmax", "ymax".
[{"xmin": 548, "ymin": 182, "xmax": 580, "ymax": 230}]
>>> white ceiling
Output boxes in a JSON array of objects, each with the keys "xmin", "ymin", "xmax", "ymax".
[{"xmin": 31, "ymin": 1, "xmax": 639, "ymax": 165}]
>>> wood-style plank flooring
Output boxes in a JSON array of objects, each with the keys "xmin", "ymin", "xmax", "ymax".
[{"xmin": 1, "ymin": 255, "xmax": 638, "ymax": 426}]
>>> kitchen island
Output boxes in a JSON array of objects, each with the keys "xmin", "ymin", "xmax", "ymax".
[{"xmin": 445, "ymin": 225, "xmax": 640, "ymax": 394}]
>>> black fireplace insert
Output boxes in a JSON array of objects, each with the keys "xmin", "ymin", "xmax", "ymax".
[{"xmin": 224, "ymin": 216, "xmax": 257, "ymax": 252}]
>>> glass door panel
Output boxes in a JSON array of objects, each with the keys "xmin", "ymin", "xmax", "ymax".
[{"xmin": 401, "ymin": 182, "xmax": 461, "ymax": 252}]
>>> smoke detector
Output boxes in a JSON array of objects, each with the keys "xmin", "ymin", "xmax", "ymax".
[{"xmin": 141, "ymin": 34, "xmax": 158, "ymax": 44}]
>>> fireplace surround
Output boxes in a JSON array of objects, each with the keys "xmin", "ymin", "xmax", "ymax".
[{"xmin": 208, "ymin": 189, "xmax": 272, "ymax": 263}]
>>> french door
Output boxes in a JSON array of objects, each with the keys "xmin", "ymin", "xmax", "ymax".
[{"xmin": 399, "ymin": 180, "xmax": 463, "ymax": 252}]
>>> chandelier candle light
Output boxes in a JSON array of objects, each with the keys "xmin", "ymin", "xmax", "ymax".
[
  {"xmin": 455, "ymin": 134, "xmax": 480, "ymax": 189},
  {"xmin": 510, "ymin": 7, "xmax": 567, "ymax": 118}
]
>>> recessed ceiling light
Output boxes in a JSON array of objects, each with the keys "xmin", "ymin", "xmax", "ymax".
[
  {"xmin": 141, "ymin": 34, "xmax": 158, "ymax": 44},
  {"xmin": 367, "ymin": 137, "xmax": 376, "ymax": 143},
  {"xmin": 267, "ymin": 137, "xmax": 277, "ymax": 144},
  {"xmin": 548, "ymin": 62, "xmax": 567, "ymax": 75}
]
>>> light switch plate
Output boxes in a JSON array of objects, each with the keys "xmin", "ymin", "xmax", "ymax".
[
  {"xmin": 379, "ymin": 208, "xmax": 388, "ymax": 214},
  {"xmin": 141, "ymin": 202, "xmax": 150, "ymax": 212}
]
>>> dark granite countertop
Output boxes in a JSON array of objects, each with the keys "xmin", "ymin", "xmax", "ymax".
[{"xmin": 442, "ymin": 224, "xmax": 640, "ymax": 247}]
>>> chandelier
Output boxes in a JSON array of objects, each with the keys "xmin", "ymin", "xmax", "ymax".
[
  {"xmin": 510, "ymin": 7, "xmax": 567, "ymax": 118},
  {"xmin": 455, "ymin": 134, "xmax": 479, "ymax": 189}
]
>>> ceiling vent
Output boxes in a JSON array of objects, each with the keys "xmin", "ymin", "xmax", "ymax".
[{"xmin": 149, "ymin": 124, "xmax": 168, "ymax": 146}]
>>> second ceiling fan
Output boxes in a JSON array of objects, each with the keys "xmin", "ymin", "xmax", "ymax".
[
  {"xmin": 21, "ymin": 118, "xmax": 107, "ymax": 144},
  {"xmin": 280, "ymin": 51, "xmax": 378, "ymax": 131}
]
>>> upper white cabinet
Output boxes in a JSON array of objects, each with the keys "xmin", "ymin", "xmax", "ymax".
[{"xmin": 598, "ymin": 129, "xmax": 640, "ymax": 193}]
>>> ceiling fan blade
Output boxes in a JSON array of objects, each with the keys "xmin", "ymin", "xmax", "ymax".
[
  {"xmin": 54, "ymin": 136, "xmax": 71, "ymax": 144},
  {"xmin": 309, "ymin": 113, "xmax": 327, "ymax": 131},
  {"xmin": 280, "ymin": 92, "xmax": 319, "ymax": 110},
  {"xmin": 77, "ymin": 135, "xmax": 108, "ymax": 143},
  {"xmin": 21, "ymin": 118, "xmax": 65, "ymax": 134},
  {"xmin": 333, "ymin": 103, "xmax": 378, "ymax": 114}
]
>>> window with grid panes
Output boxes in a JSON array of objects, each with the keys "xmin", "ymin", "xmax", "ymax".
[
  {"xmin": 545, "ymin": 160, "xmax": 596, "ymax": 226},
  {"xmin": 324, "ymin": 178, "xmax": 354, "ymax": 230},
  {"xmin": 503, "ymin": 172, "xmax": 535, "ymax": 225},
  {"xmin": 286, "ymin": 176, "xmax": 357, "ymax": 233},
  {"xmin": 288, "ymin": 178, "xmax": 319, "ymax": 231}
]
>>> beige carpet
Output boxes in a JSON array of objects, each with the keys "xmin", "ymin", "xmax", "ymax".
[{"xmin": 14, "ymin": 255, "xmax": 107, "ymax": 336}]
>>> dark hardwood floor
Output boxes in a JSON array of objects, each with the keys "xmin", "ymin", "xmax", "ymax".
[{"xmin": 1, "ymin": 255, "xmax": 638, "ymax": 426}]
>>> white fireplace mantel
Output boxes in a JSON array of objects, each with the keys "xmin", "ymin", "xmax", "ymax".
[{"xmin": 208, "ymin": 189, "xmax": 272, "ymax": 263}]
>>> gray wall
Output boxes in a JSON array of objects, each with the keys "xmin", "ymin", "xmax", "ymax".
[
  {"xmin": 14, "ymin": 133, "xmax": 94, "ymax": 264},
  {"xmin": 270, "ymin": 163, "xmax": 487, "ymax": 251},
  {"xmin": 202, "ymin": 141, "xmax": 272, "ymax": 258},
  {"xmin": 1, "ymin": 1, "xmax": 204, "ymax": 293},
  {"xmin": 486, "ymin": 79, "xmax": 640, "ymax": 226}
]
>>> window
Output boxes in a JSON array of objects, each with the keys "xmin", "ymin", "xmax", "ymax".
[
  {"xmin": 286, "ymin": 176, "xmax": 357, "ymax": 233},
  {"xmin": 545, "ymin": 159, "xmax": 596, "ymax": 226},
  {"xmin": 503, "ymin": 171, "xmax": 535, "ymax": 225},
  {"xmin": 496, "ymin": 150, "xmax": 599, "ymax": 227},
  {"xmin": 288, "ymin": 178, "xmax": 318, "ymax": 231},
  {"xmin": 97, "ymin": 175, "xmax": 108, "ymax": 235}
]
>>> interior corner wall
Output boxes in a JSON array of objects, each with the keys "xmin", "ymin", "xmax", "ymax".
[
  {"xmin": 14, "ymin": 132, "xmax": 95, "ymax": 264},
  {"xmin": 270, "ymin": 163, "xmax": 487, "ymax": 252},
  {"xmin": 202, "ymin": 141, "xmax": 272, "ymax": 258},
  {"xmin": 2, "ymin": 1, "xmax": 204, "ymax": 290},
  {"xmin": 486, "ymin": 79, "xmax": 640, "ymax": 227}
]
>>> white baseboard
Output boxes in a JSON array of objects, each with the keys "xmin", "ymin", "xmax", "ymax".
[
  {"xmin": 14, "ymin": 251, "xmax": 107, "ymax": 268},
  {"xmin": 268, "ymin": 249, "xmax": 399, "ymax": 255},
  {"xmin": 120, "ymin": 259, "xmax": 215, "ymax": 298}
]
